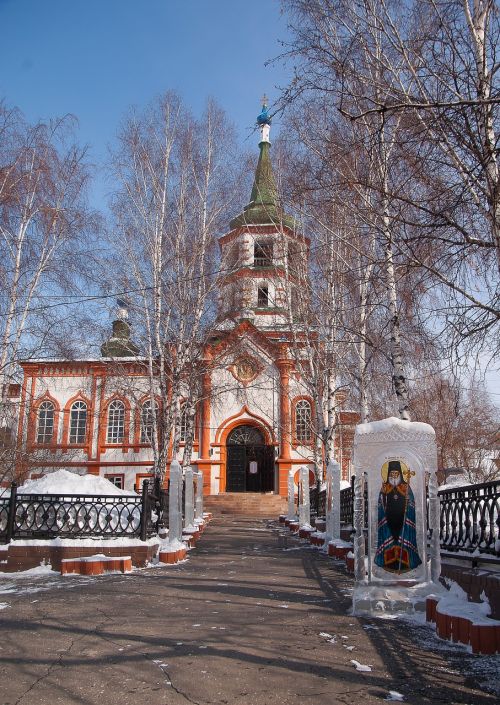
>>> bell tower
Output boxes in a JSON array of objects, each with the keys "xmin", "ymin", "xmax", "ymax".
[{"xmin": 217, "ymin": 98, "xmax": 308, "ymax": 332}]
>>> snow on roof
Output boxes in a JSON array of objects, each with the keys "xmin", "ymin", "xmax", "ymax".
[
  {"xmin": 355, "ymin": 416, "xmax": 435, "ymax": 437},
  {"xmin": 17, "ymin": 470, "xmax": 138, "ymax": 496},
  {"xmin": 438, "ymin": 473, "xmax": 470, "ymax": 491}
]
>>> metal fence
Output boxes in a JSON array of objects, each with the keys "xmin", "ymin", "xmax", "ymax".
[
  {"xmin": 439, "ymin": 480, "xmax": 499, "ymax": 555},
  {"xmin": 0, "ymin": 479, "xmax": 169, "ymax": 543}
]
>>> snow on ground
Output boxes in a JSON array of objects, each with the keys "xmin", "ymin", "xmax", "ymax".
[
  {"xmin": 351, "ymin": 659, "xmax": 372, "ymax": 672},
  {"xmin": 0, "ymin": 564, "xmax": 57, "ymax": 580},
  {"xmin": 16, "ymin": 469, "xmax": 138, "ymax": 496}
]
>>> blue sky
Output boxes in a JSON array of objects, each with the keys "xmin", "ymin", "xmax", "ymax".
[
  {"xmin": 1, "ymin": 1, "xmax": 498, "ymax": 398},
  {"xmin": 0, "ymin": 0, "xmax": 292, "ymax": 202}
]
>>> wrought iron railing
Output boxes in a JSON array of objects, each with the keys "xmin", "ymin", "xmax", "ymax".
[
  {"xmin": 317, "ymin": 488, "xmax": 326, "ymax": 517},
  {"xmin": 439, "ymin": 480, "xmax": 499, "ymax": 556},
  {"xmin": 340, "ymin": 484, "xmax": 353, "ymax": 526},
  {"xmin": 309, "ymin": 486, "xmax": 320, "ymax": 520},
  {"xmin": 0, "ymin": 480, "xmax": 169, "ymax": 543}
]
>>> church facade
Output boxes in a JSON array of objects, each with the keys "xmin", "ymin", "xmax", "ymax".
[{"xmin": 15, "ymin": 106, "xmax": 358, "ymax": 495}]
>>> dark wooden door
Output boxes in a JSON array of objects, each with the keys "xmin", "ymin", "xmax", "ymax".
[
  {"xmin": 226, "ymin": 445, "xmax": 247, "ymax": 492},
  {"xmin": 226, "ymin": 425, "xmax": 275, "ymax": 493},
  {"xmin": 227, "ymin": 444, "xmax": 275, "ymax": 493}
]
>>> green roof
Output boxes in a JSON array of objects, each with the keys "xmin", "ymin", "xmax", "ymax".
[
  {"xmin": 230, "ymin": 140, "xmax": 295, "ymax": 230},
  {"xmin": 101, "ymin": 319, "xmax": 139, "ymax": 358}
]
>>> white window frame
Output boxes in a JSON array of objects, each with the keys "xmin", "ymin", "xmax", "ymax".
[
  {"xmin": 69, "ymin": 400, "xmax": 87, "ymax": 444},
  {"xmin": 36, "ymin": 401, "xmax": 55, "ymax": 444},
  {"xmin": 295, "ymin": 399, "xmax": 312, "ymax": 443},
  {"xmin": 107, "ymin": 400, "xmax": 125, "ymax": 444}
]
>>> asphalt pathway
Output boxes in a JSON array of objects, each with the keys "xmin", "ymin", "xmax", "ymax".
[{"xmin": 0, "ymin": 517, "xmax": 498, "ymax": 705}]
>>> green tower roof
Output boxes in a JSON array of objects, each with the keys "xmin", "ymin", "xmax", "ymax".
[
  {"xmin": 101, "ymin": 319, "xmax": 139, "ymax": 358},
  {"xmin": 230, "ymin": 139, "xmax": 295, "ymax": 230}
]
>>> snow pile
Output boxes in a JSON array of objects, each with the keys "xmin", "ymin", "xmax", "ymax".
[
  {"xmin": 10, "ymin": 536, "xmax": 159, "ymax": 548},
  {"xmin": 436, "ymin": 582, "xmax": 495, "ymax": 625},
  {"xmin": 355, "ymin": 416, "xmax": 435, "ymax": 437},
  {"xmin": 350, "ymin": 659, "xmax": 372, "ymax": 672},
  {"xmin": 352, "ymin": 581, "xmax": 446, "ymax": 617},
  {"xmin": 17, "ymin": 470, "xmax": 137, "ymax": 496},
  {"xmin": 159, "ymin": 537, "xmax": 186, "ymax": 553},
  {"xmin": 328, "ymin": 538, "xmax": 352, "ymax": 548},
  {"xmin": 438, "ymin": 474, "xmax": 470, "ymax": 491}
]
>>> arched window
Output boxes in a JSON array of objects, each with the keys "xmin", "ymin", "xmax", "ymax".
[
  {"xmin": 295, "ymin": 399, "xmax": 312, "ymax": 443},
  {"xmin": 107, "ymin": 400, "xmax": 125, "ymax": 444},
  {"xmin": 36, "ymin": 401, "xmax": 55, "ymax": 444},
  {"xmin": 140, "ymin": 400, "xmax": 156, "ymax": 443},
  {"xmin": 69, "ymin": 401, "xmax": 87, "ymax": 444}
]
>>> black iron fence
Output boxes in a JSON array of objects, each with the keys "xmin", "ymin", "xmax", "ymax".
[
  {"xmin": 439, "ymin": 480, "xmax": 500, "ymax": 555},
  {"xmin": 312, "ymin": 480, "xmax": 355, "ymax": 525},
  {"xmin": 0, "ymin": 479, "xmax": 169, "ymax": 543}
]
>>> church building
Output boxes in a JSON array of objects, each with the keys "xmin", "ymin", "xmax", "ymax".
[{"xmin": 15, "ymin": 104, "xmax": 357, "ymax": 495}]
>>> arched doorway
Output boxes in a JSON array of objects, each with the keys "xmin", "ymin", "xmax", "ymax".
[{"xmin": 226, "ymin": 424, "xmax": 275, "ymax": 493}]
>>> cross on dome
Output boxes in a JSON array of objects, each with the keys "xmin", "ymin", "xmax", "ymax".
[{"xmin": 256, "ymin": 94, "xmax": 271, "ymax": 142}]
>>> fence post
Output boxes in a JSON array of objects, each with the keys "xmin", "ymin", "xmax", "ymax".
[
  {"xmin": 184, "ymin": 466, "xmax": 195, "ymax": 530},
  {"xmin": 140, "ymin": 479, "xmax": 149, "ymax": 541},
  {"xmin": 287, "ymin": 470, "xmax": 295, "ymax": 520},
  {"xmin": 5, "ymin": 482, "xmax": 18, "ymax": 544},
  {"xmin": 195, "ymin": 469, "xmax": 204, "ymax": 523},
  {"xmin": 326, "ymin": 461, "xmax": 341, "ymax": 542},
  {"xmin": 298, "ymin": 466, "xmax": 310, "ymax": 528},
  {"xmin": 350, "ymin": 474, "xmax": 355, "ymax": 527}
]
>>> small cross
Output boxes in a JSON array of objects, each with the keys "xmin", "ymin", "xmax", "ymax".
[{"xmin": 261, "ymin": 93, "xmax": 268, "ymax": 108}]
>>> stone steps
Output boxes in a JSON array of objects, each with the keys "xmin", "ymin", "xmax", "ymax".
[{"xmin": 204, "ymin": 493, "xmax": 287, "ymax": 517}]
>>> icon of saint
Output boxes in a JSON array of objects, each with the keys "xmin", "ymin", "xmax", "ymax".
[{"xmin": 374, "ymin": 460, "xmax": 422, "ymax": 573}]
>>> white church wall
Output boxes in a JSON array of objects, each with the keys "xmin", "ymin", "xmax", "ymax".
[{"xmin": 210, "ymin": 358, "xmax": 279, "ymax": 442}]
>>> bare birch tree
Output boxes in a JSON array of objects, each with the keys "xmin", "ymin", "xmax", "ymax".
[
  {"xmin": 109, "ymin": 93, "xmax": 244, "ymax": 481},
  {"xmin": 279, "ymin": 0, "xmax": 419, "ymax": 419},
  {"xmin": 0, "ymin": 102, "xmax": 95, "ymax": 482},
  {"xmin": 281, "ymin": 0, "xmax": 499, "ymax": 360}
]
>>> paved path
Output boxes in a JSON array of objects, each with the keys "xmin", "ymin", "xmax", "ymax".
[{"xmin": 0, "ymin": 517, "xmax": 498, "ymax": 705}]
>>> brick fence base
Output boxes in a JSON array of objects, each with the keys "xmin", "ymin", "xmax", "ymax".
[
  {"xmin": 1, "ymin": 542, "xmax": 160, "ymax": 572},
  {"xmin": 441, "ymin": 562, "xmax": 500, "ymax": 620}
]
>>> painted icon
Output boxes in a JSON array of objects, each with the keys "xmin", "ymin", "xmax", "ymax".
[{"xmin": 374, "ymin": 459, "xmax": 422, "ymax": 573}]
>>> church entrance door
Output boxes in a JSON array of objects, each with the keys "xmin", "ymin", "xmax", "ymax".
[{"xmin": 226, "ymin": 425, "xmax": 275, "ymax": 493}]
